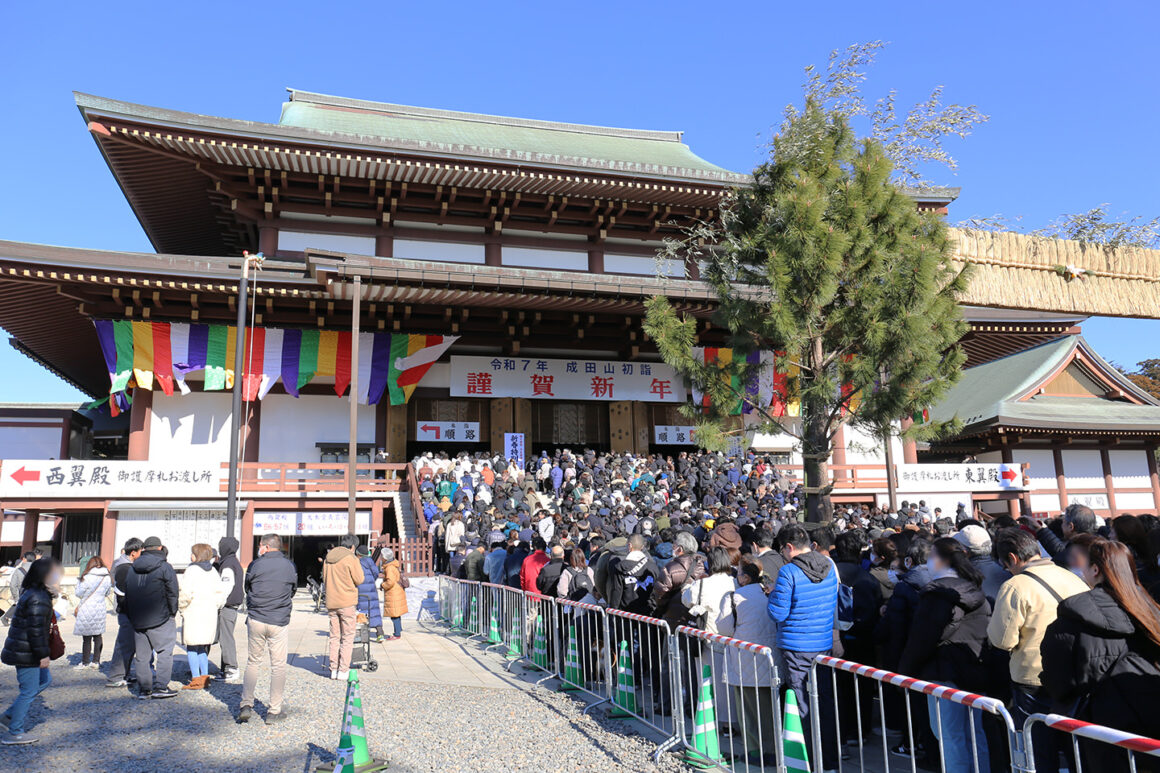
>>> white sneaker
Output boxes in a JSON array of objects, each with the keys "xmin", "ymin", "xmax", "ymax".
[
  {"xmin": 330, "ymin": 670, "xmax": 339, "ymax": 680},
  {"xmin": 72, "ymin": 663, "xmax": 88, "ymax": 671},
  {"xmin": 87, "ymin": 662, "xmax": 100, "ymax": 670}
]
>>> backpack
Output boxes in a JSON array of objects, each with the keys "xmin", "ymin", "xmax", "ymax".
[
  {"xmin": 564, "ymin": 568, "xmax": 594, "ymax": 601},
  {"xmin": 836, "ymin": 582, "xmax": 855, "ymax": 632}
]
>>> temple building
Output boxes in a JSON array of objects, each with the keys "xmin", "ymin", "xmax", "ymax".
[{"xmin": 1, "ymin": 88, "xmax": 1158, "ymax": 567}]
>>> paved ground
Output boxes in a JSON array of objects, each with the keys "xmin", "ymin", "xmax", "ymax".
[{"xmin": 0, "ymin": 592, "xmax": 682, "ymax": 772}]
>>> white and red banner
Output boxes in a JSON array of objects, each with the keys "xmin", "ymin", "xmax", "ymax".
[
  {"xmin": 0, "ymin": 459, "xmax": 218, "ymax": 499},
  {"xmin": 449, "ymin": 356, "xmax": 684, "ymax": 402}
]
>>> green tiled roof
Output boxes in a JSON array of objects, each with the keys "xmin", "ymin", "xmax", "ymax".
[
  {"xmin": 280, "ymin": 90, "xmax": 746, "ymax": 184},
  {"xmin": 929, "ymin": 335, "xmax": 1160, "ymax": 433}
]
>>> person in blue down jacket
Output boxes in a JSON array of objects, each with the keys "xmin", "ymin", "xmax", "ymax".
[
  {"xmin": 355, "ymin": 545, "xmax": 384, "ymax": 642},
  {"xmin": 767, "ymin": 524, "xmax": 839, "ymax": 769}
]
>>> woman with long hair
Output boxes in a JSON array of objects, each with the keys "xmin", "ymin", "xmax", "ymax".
[
  {"xmin": 1, "ymin": 557, "xmax": 62, "ymax": 745},
  {"xmin": 177, "ymin": 543, "xmax": 226, "ymax": 690},
  {"xmin": 898, "ymin": 538, "xmax": 991, "ymax": 773},
  {"xmin": 1042, "ymin": 539, "xmax": 1160, "ymax": 772},
  {"xmin": 72, "ymin": 556, "xmax": 112, "ymax": 670}
]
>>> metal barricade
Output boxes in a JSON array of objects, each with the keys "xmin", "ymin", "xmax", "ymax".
[
  {"xmin": 673, "ymin": 625, "xmax": 784, "ymax": 772},
  {"xmin": 1024, "ymin": 713, "xmax": 1160, "ymax": 773},
  {"xmin": 449, "ymin": 579, "xmax": 483, "ymax": 638},
  {"xmin": 554, "ymin": 597, "xmax": 611, "ymax": 706},
  {"xmin": 477, "ymin": 582, "xmax": 526, "ymax": 658},
  {"xmin": 811, "ymin": 655, "xmax": 1020, "ymax": 773},
  {"xmin": 513, "ymin": 591, "xmax": 561, "ymax": 683},
  {"xmin": 603, "ymin": 608, "xmax": 682, "ymax": 760}
]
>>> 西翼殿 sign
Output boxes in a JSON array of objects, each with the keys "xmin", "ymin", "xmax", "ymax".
[{"xmin": 0, "ymin": 459, "xmax": 219, "ymax": 498}]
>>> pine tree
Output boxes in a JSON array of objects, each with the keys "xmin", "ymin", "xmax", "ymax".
[{"xmin": 645, "ymin": 100, "xmax": 970, "ymax": 522}]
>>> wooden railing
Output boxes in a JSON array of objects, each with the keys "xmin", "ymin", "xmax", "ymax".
[
  {"xmin": 219, "ymin": 462, "xmax": 407, "ymax": 494},
  {"xmin": 404, "ymin": 463, "xmax": 426, "ymax": 536},
  {"xmin": 380, "ymin": 537, "xmax": 434, "ymax": 577}
]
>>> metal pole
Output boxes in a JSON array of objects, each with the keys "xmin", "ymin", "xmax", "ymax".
[
  {"xmin": 225, "ymin": 252, "xmax": 260, "ymax": 540},
  {"xmin": 347, "ymin": 275, "xmax": 361, "ymax": 535}
]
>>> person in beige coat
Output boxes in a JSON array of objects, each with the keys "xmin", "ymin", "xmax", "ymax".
[
  {"xmin": 323, "ymin": 535, "xmax": 365, "ymax": 678},
  {"xmin": 178, "ymin": 543, "xmax": 227, "ymax": 690},
  {"xmin": 380, "ymin": 549, "xmax": 408, "ymax": 640}
]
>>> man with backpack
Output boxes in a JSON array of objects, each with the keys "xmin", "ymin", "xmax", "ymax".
[
  {"xmin": 606, "ymin": 534, "xmax": 657, "ymax": 614},
  {"xmin": 535, "ymin": 546, "xmax": 567, "ymax": 598}
]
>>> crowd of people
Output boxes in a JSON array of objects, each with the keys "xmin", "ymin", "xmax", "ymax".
[
  {"xmin": 0, "ymin": 527, "xmax": 412, "ymax": 746},
  {"xmin": 420, "ymin": 447, "xmax": 1160, "ymax": 773}
]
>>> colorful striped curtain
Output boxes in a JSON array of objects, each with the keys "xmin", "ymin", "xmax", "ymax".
[{"xmin": 92, "ymin": 320, "xmax": 457, "ymax": 408}]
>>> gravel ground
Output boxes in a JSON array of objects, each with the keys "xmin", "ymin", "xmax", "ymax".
[{"xmin": 0, "ymin": 606, "xmax": 686, "ymax": 772}]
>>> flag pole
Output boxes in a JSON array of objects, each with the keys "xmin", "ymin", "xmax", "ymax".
[
  {"xmin": 226, "ymin": 251, "xmax": 263, "ymax": 541},
  {"xmin": 347, "ymin": 274, "xmax": 362, "ymax": 536}
]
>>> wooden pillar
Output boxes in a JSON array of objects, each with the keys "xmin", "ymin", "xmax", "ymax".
[
  {"xmin": 375, "ymin": 400, "xmax": 388, "ymax": 454},
  {"xmin": 587, "ymin": 236, "xmax": 605, "ymax": 273},
  {"xmin": 1147, "ymin": 446, "xmax": 1160, "ymax": 514},
  {"xmin": 1053, "ymin": 447, "xmax": 1069, "ymax": 509},
  {"xmin": 1001, "ymin": 447, "xmax": 1020, "ymax": 518},
  {"xmin": 21, "ymin": 508, "xmax": 39, "ymax": 553},
  {"xmin": 1101, "ymin": 447, "xmax": 1118, "ymax": 518},
  {"xmin": 513, "ymin": 398, "xmax": 532, "ymax": 452},
  {"xmin": 385, "ymin": 400, "xmax": 408, "ymax": 462},
  {"xmin": 128, "ymin": 387, "xmax": 153, "ymax": 461},
  {"xmin": 375, "ymin": 230, "xmax": 394, "ymax": 258},
  {"xmin": 241, "ymin": 400, "xmax": 261, "ymax": 463},
  {"xmin": 632, "ymin": 402, "xmax": 651, "ymax": 454},
  {"xmin": 240, "ymin": 502, "xmax": 256, "ymax": 565},
  {"xmin": 371, "ymin": 499, "xmax": 385, "ymax": 540},
  {"xmin": 484, "ymin": 240, "xmax": 502, "ymax": 267},
  {"xmin": 258, "ymin": 226, "xmax": 278, "ymax": 256},
  {"xmin": 899, "ymin": 416, "xmax": 918, "ymax": 465},
  {"xmin": 832, "ymin": 424, "xmax": 849, "ymax": 481},
  {"xmin": 609, "ymin": 401, "xmax": 634, "ymax": 452},
  {"xmin": 684, "ymin": 254, "xmax": 700, "ymax": 280},
  {"xmin": 489, "ymin": 398, "xmax": 513, "ymax": 454},
  {"xmin": 100, "ymin": 510, "xmax": 118, "ymax": 567}
]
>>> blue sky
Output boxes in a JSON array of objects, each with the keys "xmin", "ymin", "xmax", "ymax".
[{"xmin": 1, "ymin": 1, "xmax": 1158, "ymax": 402}]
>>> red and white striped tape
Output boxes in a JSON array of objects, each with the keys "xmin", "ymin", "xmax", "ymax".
[
  {"xmin": 606, "ymin": 608, "xmax": 669, "ymax": 627},
  {"xmin": 1031, "ymin": 714, "xmax": 1160, "ymax": 757},
  {"xmin": 814, "ymin": 655, "xmax": 1007, "ymax": 715},
  {"xmin": 675, "ymin": 625, "xmax": 773, "ymax": 655},
  {"xmin": 557, "ymin": 598, "xmax": 604, "ymax": 613}
]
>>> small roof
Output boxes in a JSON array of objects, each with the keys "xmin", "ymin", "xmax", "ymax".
[{"xmin": 929, "ymin": 335, "xmax": 1160, "ymax": 436}]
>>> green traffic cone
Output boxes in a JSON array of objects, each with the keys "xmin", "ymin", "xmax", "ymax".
[
  {"xmin": 608, "ymin": 639, "xmax": 637, "ymax": 718},
  {"xmin": 557, "ymin": 622, "xmax": 583, "ymax": 691},
  {"xmin": 467, "ymin": 595, "xmax": 478, "ymax": 633},
  {"xmin": 342, "ymin": 670, "xmax": 374, "ymax": 769},
  {"xmin": 332, "ymin": 734, "xmax": 356, "ymax": 773},
  {"xmin": 684, "ymin": 663, "xmax": 724, "ymax": 768},
  {"xmin": 487, "ymin": 607, "xmax": 503, "ymax": 644},
  {"xmin": 532, "ymin": 615, "xmax": 549, "ymax": 669},
  {"xmin": 783, "ymin": 686, "xmax": 811, "ymax": 771},
  {"xmin": 504, "ymin": 613, "xmax": 523, "ymax": 660}
]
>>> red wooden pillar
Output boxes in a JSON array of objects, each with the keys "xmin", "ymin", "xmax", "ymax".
[
  {"xmin": 240, "ymin": 502, "xmax": 256, "ymax": 565},
  {"xmin": 587, "ymin": 236, "xmax": 604, "ymax": 273},
  {"xmin": 371, "ymin": 500, "xmax": 385, "ymax": 540},
  {"xmin": 1101, "ymin": 448, "xmax": 1118, "ymax": 518},
  {"xmin": 259, "ymin": 226, "xmax": 278, "ymax": 256},
  {"xmin": 1053, "ymin": 447, "xmax": 1069, "ymax": 509},
  {"xmin": 375, "ymin": 230, "xmax": 394, "ymax": 258},
  {"xmin": 100, "ymin": 509, "xmax": 118, "ymax": 567},
  {"xmin": 831, "ymin": 425, "xmax": 849, "ymax": 482},
  {"xmin": 1147, "ymin": 446, "xmax": 1160, "ymax": 514},
  {"xmin": 484, "ymin": 240, "xmax": 502, "ymax": 267},
  {"xmin": 900, "ymin": 416, "xmax": 918, "ymax": 465},
  {"xmin": 21, "ymin": 508, "xmax": 39, "ymax": 553},
  {"xmin": 128, "ymin": 387, "xmax": 153, "ymax": 461},
  {"xmin": 1001, "ymin": 447, "xmax": 1020, "ymax": 518}
]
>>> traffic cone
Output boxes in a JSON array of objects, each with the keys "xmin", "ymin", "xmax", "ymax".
[
  {"xmin": 783, "ymin": 686, "xmax": 811, "ymax": 772},
  {"xmin": 608, "ymin": 639, "xmax": 637, "ymax": 718},
  {"xmin": 487, "ymin": 605, "xmax": 503, "ymax": 644},
  {"xmin": 531, "ymin": 615, "xmax": 549, "ymax": 669},
  {"xmin": 452, "ymin": 590, "xmax": 464, "ymax": 629},
  {"xmin": 316, "ymin": 670, "xmax": 388, "ymax": 771},
  {"xmin": 557, "ymin": 622, "xmax": 583, "ymax": 691},
  {"xmin": 466, "ymin": 595, "xmax": 478, "ymax": 633},
  {"xmin": 504, "ymin": 611, "xmax": 523, "ymax": 660},
  {"xmin": 683, "ymin": 662, "xmax": 724, "ymax": 769}
]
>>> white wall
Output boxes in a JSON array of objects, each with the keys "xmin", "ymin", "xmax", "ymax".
[
  {"xmin": 393, "ymin": 238, "xmax": 484, "ymax": 264},
  {"xmin": 1010, "ymin": 448, "xmax": 1056, "ymax": 490},
  {"xmin": 503, "ymin": 246, "xmax": 587, "ymax": 271},
  {"xmin": 604, "ymin": 253, "xmax": 681, "ymax": 277},
  {"xmin": 150, "ymin": 393, "xmax": 234, "ymax": 465},
  {"xmin": 279, "ymin": 230, "xmax": 375, "ymax": 255},
  {"xmin": 1062, "ymin": 449, "xmax": 1104, "ymax": 491},
  {"xmin": 1109, "ymin": 450, "xmax": 1150, "ymax": 489},
  {"xmin": 259, "ymin": 394, "xmax": 376, "ymax": 463},
  {"xmin": 0, "ymin": 425, "xmax": 63, "ymax": 458}
]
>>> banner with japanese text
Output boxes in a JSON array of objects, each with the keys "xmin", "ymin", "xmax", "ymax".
[
  {"xmin": 449, "ymin": 356, "xmax": 684, "ymax": 402},
  {"xmin": 0, "ymin": 459, "xmax": 219, "ymax": 499}
]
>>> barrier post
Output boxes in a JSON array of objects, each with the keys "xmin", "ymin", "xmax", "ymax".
[{"xmin": 1024, "ymin": 713, "xmax": 1160, "ymax": 773}]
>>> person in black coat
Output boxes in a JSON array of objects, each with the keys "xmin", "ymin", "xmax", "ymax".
[
  {"xmin": 121, "ymin": 537, "xmax": 179, "ymax": 698},
  {"xmin": 1, "ymin": 557, "xmax": 61, "ymax": 744},
  {"xmin": 1041, "ymin": 539, "xmax": 1160, "ymax": 773},
  {"xmin": 215, "ymin": 536, "xmax": 244, "ymax": 682},
  {"xmin": 238, "ymin": 534, "xmax": 299, "ymax": 724},
  {"xmin": 898, "ymin": 538, "xmax": 992, "ymax": 773}
]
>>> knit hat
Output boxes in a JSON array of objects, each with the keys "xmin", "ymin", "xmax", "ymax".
[
  {"xmin": 142, "ymin": 536, "xmax": 163, "ymax": 549},
  {"xmin": 953, "ymin": 524, "xmax": 991, "ymax": 555}
]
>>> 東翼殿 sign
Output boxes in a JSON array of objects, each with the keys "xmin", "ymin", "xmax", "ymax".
[
  {"xmin": 0, "ymin": 459, "xmax": 219, "ymax": 499},
  {"xmin": 450, "ymin": 356, "xmax": 684, "ymax": 402},
  {"xmin": 896, "ymin": 463, "xmax": 1029, "ymax": 492}
]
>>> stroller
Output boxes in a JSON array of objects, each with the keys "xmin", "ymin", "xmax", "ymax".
[
  {"xmin": 351, "ymin": 613, "xmax": 379, "ymax": 672},
  {"xmin": 307, "ymin": 576, "xmax": 325, "ymax": 613}
]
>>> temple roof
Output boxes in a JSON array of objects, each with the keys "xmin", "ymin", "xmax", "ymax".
[{"xmin": 929, "ymin": 335, "xmax": 1160, "ymax": 437}]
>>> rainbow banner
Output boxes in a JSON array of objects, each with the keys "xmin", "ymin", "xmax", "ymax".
[
  {"xmin": 691, "ymin": 348, "xmax": 776, "ymax": 416},
  {"xmin": 92, "ymin": 320, "xmax": 457, "ymax": 407}
]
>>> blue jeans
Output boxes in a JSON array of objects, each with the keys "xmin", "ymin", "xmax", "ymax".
[
  {"xmin": 186, "ymin": 645, "xmax": 210, "ymax": 678},
  {"xmin": 5, "ymin": 666, "xmax": 51, "ymax": 733},
  {"xmin": 390, "ymin": 617, "xmax": 403, "ymax": 637},
  {"xmin": 927, "ymin": 687, "xmax": 990, "ymax": 773}
]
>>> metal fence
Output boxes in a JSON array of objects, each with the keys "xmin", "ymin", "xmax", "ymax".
[{"xmin": 430, "ymin": 577, "xmax": 1160, "ymax": 773}]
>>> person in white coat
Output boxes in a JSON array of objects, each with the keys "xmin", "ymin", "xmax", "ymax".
[
  {"xmin": 717, "ymin": 560, "xmax": 779, "ymax": 766},
  {"xmin": 682, "ymin": 547, "xmax": 738, "ymax": 727},
  {"xmin": 73, "ymin": 557, "xmax": 112, "ymax": 669},
  {"xmin": 178, "ymin": 543, "xmax": 227, "ymax": 690}
]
